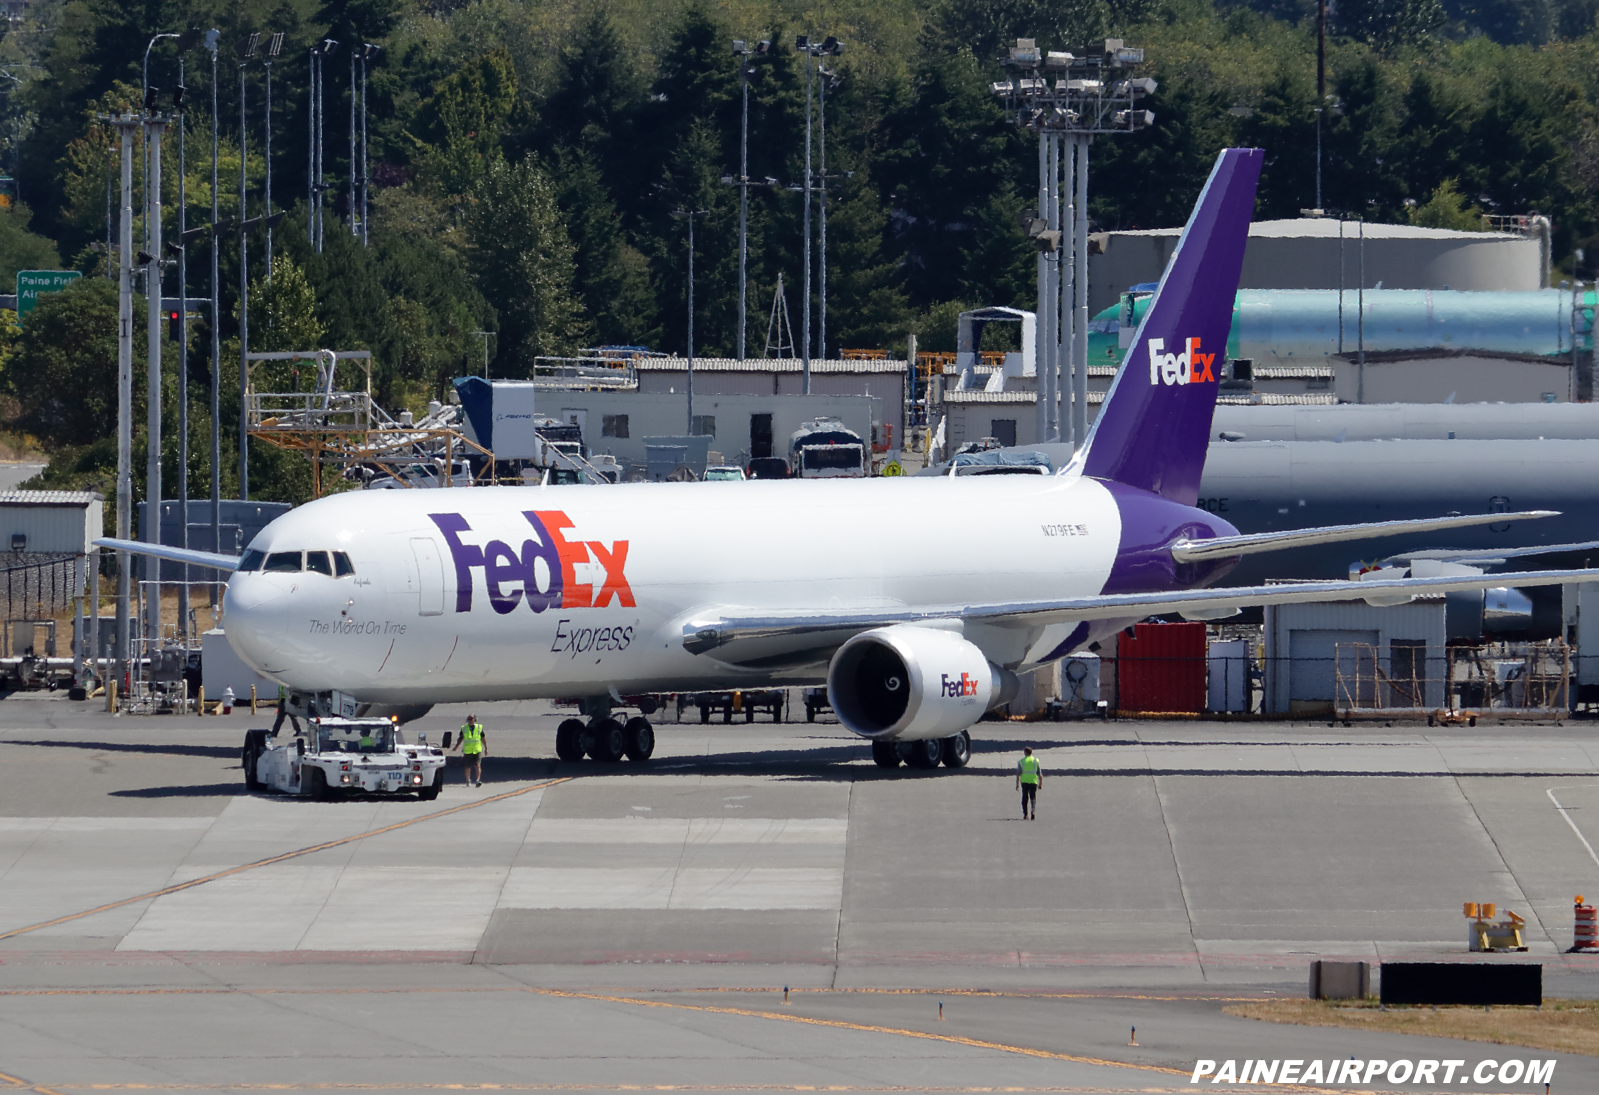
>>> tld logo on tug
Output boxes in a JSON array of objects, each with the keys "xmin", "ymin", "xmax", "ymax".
[
  {"xmin": 429, "ymin": 510, "xmax": 633, "ymax": 615},
  {"xmin": 1147, "ymin": 336, "xmax": 1217, "ymax": 386},
  {"xmin": 941, "ymin": 672, "xmax": 979, "ymax": 699}
]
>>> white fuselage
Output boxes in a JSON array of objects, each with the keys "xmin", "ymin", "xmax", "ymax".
[{"xmin": 223, "ymin": 475, "xmax": 1124, "ymax": 703}]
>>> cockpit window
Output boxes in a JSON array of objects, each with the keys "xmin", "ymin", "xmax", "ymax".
[
  {"xmin": 237, "ymin": 549, "xmax": 265, "ymax": 572},
  {"xmin": 305, "ymin": 551, "xmax": 333, "ymax": 576},
  {"xmin": 264, "ymin": 551, "xmax": 302, "ymax": 573},
  {"xmin": 333, "ymin": 551, "xmax": 355, "ymax": 577}
]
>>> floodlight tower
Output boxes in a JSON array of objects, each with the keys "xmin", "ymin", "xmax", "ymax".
[
  {"xmin": 995, "ymin": 38, "xmax": 1154, "ymax": 448},
  {"xmin": 239, "ymin": 32, "xmax": 260, "ymax": 501},
  {"xmin": 263, "ymin": 32, "xmax": 284, "ymax": 275}
]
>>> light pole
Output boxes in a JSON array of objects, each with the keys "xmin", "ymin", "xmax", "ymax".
[
  {"xmin": 348, "ymin": 46, "xmax": 356, "ymax": 237},
  {"xmin": 110, "ymin": 112, "xmax": 137, "ymax": 687},
  {"xmin": 206, "ymin": 27, "xmax": 221, "ymax": 604},
  {"xmin": 360, "ymin": 44, "xmax": 380, "ymax": 246},
  {"xmin": 671, "ymin": 208, "xmax": 708, "ymax": 436},
  {"xmin": 173, "ymin": 73, "xmax": 189, "ymax": 642},
  {"xmin": 816, "ymin": 54, "xmax": 842, "ymax": 360},
  {"xmin": 729, "ymin": 39, "xmax": 769, "ymax": 360},
  {"xmin": 141, "ymin": 33, "xmax": 179, "ymax": 260},
  {"xmin": 239, "ymin": 33, "xmax": 259, "ymax": 501},
  {"xmin": 316, "ymin": 40, "xmax": 337, "ymax": 251},
  {"xmin": 796, "ymin": 35, "xmax": 840, "ymax": 382},
  {"xmin": 142, "ymin": 97, "xmax": 167, "ymax": 646},
  {"xmin": 264, "ymin": 32, "xmax": 283, "ymax": 277}
]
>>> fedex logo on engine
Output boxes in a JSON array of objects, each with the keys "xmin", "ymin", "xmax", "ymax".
[
  {"xmin": 1147, "ymin": 337, "xmax": 1217, "ymax": 386},
  {"xmin": 429, "ymin": 510, "xmax": 634, "ymax": 615},
  {"xmin": 941, "ymin": 672, "xmax": 979, "ymax": 699}
]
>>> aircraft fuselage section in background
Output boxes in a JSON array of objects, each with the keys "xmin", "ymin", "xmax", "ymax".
[
  {"xmin": 224, "ymin": 476, "xmax": 1160, "ymax": 703},
  {"xmin": 1199, "ymin": 438, "xmax": 1599, "ymax": 584}
]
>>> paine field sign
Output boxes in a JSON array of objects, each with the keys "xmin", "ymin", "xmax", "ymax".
[{"xmin": 16, "ymin": 269, "xmax": 80, "ymax": 320}]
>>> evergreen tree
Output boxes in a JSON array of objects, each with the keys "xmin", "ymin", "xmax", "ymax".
[
  {"xmin": 553, "ymin": 148, "xmax": 659, "ymax": 348},
  {"xmin": 465, "ymin": 155, "xmax": 588, "ymax": 370},
  {"xmin": 536, "ymin": 8, "xmax": 646, "ymax": 206}
]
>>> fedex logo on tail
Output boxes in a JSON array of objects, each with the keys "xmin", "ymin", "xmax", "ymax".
[
  {"xmin": 941, "ymin": 672, "xmax": 979, "ymax": 699},
  {"xmin": 429, "ymin": 510, "xmax": 634, "ymax": 615},
  {"xmin": 1147, "ymin": 337, "xmax": 1217, "ymax": 386}
]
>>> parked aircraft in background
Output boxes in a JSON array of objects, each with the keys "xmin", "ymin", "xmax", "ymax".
[{"xmin": 101, "ymin": 149, "xmax": 1599, "ymax": 771}]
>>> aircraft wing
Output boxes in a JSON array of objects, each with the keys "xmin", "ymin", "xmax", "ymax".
[
  {"xmin": 1383, "ymin": 539, "xmax": 1599, "ymax": 569},
  {"xmin": 683, "ymin": 565, "xmax": 1599, "ymax": 662},
  {"xmin": 94, "ymin": 537, "xmax": 241, "ymax": 572},
  {"xmin": 1170, "ymin": 510, "xmax": 1556, "ymax": 563}
]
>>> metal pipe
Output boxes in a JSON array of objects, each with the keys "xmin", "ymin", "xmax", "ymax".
[
  {"xmin": 144, "ymin": 116, "xmax": 165, "ymax": 644},
  {"xmin": 116, "ymin": 120, "xmax": 133, "ymax": 686},
  {"xmin": 176, "ymin": 58, "xmax": 189, "ymax": 642},
  {"xmin": 239, "ymin": 58, "xmax": 250, "ymax": 500}
]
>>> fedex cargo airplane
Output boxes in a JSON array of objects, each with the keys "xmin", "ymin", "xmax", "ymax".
[{"xmin": 103, "ymin": 149, "xmax": 1589, "ymax": 770}]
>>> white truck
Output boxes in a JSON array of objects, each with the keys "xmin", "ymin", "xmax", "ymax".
[{"xmin": 242, "ymin": 717, "xmax": 446, "ymax": 799}]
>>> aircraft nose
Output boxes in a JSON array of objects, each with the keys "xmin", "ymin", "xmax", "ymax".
[{"xmin": 222, "ymin": 577, "xmax": 290, "ymax": 666}]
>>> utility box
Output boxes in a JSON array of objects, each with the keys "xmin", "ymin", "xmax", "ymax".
[
  {"xmin": 1309, "ymin": 960, "xmax": 1370, "ymax": 1000},
  {"xmin": 1207, "ymin": 639, "xmax": 1249, "ymax": 713},
  {"xmin": 1117, "ymin": 622, "xmax": 1205, "ymax": 713}
]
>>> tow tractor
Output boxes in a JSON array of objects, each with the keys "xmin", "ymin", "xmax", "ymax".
[{"xmin": 243, "ymin": 717, "xmax": 446, "ymax": 799}]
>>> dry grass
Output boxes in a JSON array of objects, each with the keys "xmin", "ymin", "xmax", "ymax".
[{"xmin": 1224, "ymin": 998, "xmax": 1599, "ymax": 1057}]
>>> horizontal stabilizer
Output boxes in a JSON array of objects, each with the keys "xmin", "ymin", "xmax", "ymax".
[
  {"xmin": 93, "ymin": 537, "xmax": 241, "ymax": 572},
  {"xmin": 1169, "ymin": 510, "xmax": 1558, "ymax": 563},
  {"xmin": 684, "ymin": 565, "xmax": 1599, "ymax": 663}
]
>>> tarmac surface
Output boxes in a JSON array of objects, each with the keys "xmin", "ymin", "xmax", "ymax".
[{"xmin": 2, "ymin": 694, "xmax": 1598, "ymax": 1091}]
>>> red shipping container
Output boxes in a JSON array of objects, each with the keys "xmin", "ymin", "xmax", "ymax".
[{"xmin": 1117, "ymin": 621, "xmax": 1206, "ymax": 713}]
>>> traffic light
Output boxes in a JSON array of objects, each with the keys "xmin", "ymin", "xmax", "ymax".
[{"xmin": 168, "ymin": 310, "xmax": 182, "ymax": 342}]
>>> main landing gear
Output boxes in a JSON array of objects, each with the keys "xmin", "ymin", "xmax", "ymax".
[
  {"xmin": 871, "ymin": 729, "xmax": 971, "ymax": 771},
  {"xmin": 556, "ymin": 713, "xmax": 655, "ymax": 763}
]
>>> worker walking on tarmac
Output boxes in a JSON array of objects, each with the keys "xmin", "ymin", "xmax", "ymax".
[
  {"xmin": 1016, "ymin": 747, "xmax": 1042, "ymax": 820},
  {"xmin": 454, "ymin": 714, "xmax": 487, "ymax": 787}
]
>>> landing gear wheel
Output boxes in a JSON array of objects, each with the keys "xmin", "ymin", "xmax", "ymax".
[
  {"xmin": 623, "ymin": 717, "xmax": 655, "ymax": 761},
  {"xmin": 242, "ymin": 729, "xmax": 268, "ymax": 792},
  {"xmin": 588, "ymin": 717, "xmax": 625, "ymax": 762},
  {"xmin": 904, "ymin": 738, "xmax": 944, "ymax": 769},
  {"xmin": 577, "ymin": 720, "xmax": 598, "ymax": 759},
  {"xmin": 941, "ymin": 730, "xmax": 971, "ymax": 768},
  {"xmin": 555, "ymin": 718, "xmax": 587, "ymax": 762},
  {"xmin": 871, "ymin": 740, "xmax": 902, "ymax": 769}
]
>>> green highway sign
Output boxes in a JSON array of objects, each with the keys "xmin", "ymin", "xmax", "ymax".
[{"xmin": 16, "ymin": 269, "xmax": 81, "ymax": 321}]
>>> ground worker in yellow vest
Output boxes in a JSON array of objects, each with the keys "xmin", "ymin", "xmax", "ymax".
[
  {"xmin": 454, "ymin": 714, "xmax": 487, "ymax": 786},
  {"xmin": 1016, "ymin": 747, "xmax": 1042, "ymax": 820}
]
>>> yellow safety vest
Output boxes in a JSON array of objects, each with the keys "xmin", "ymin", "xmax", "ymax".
[
  {"xmin": 1019, "ymin": 756, "xmax": 1041, "ymax": 784},
  {"xmin": 461, "ymin": 723, "xmax": 484, "ymax": 754}
]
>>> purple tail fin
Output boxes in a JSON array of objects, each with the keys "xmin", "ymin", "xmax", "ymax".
[{"xmin": 1079, "ymin": 148, "xmax": 1262, "ymax": 506}]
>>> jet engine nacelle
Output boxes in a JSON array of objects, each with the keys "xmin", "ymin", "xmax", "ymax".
[{"xmin": 827, "ymin": 625, "xmax": 1016, "ymax": 741}]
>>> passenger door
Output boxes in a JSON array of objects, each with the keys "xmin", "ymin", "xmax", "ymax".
[{"xmin": 411, "ymin": 538, "xmax": 444, "ymax": 616}]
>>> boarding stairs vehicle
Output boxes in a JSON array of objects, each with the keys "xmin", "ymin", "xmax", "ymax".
[{"xmin": 243, "ymin": 717, "xmax": 445, "ymax": 799}]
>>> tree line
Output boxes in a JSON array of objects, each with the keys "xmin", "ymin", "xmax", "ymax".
[{"xmin": 0, "ymin": 0, "xmax": 1593, "ymax": 505}]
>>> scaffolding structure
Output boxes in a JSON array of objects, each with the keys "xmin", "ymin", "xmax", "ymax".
[
  {"xmin": 1334, "ymin": 640, "xmax": 1570, "ymax": 720},
  {"xmin": 244, "ymin": 349, "xmax": 496, "ymax": 497}
]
